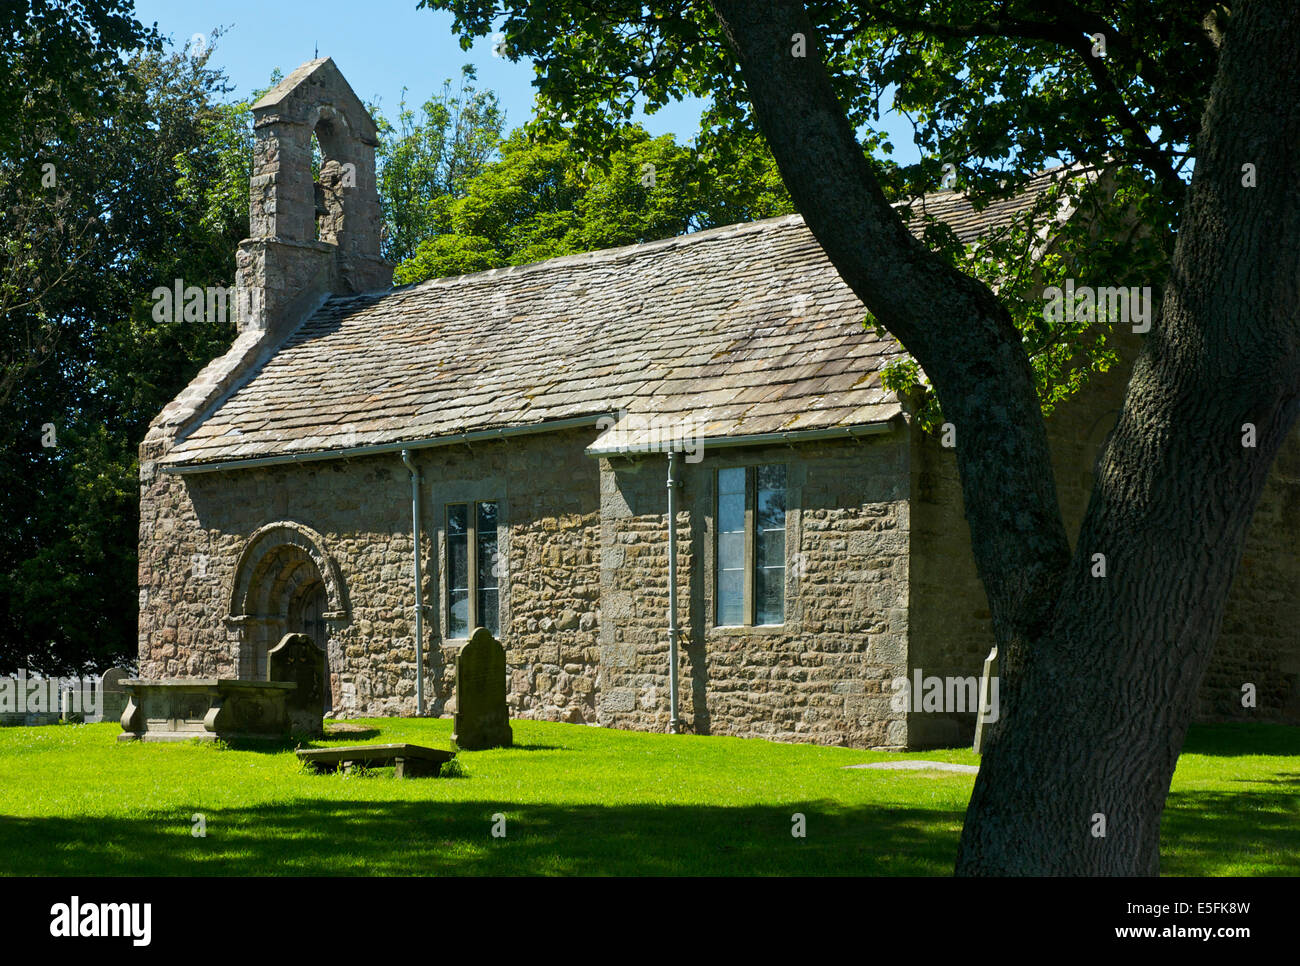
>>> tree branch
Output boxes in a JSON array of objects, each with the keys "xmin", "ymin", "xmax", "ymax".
[
  {"xmin": 706, "ymin": 0, "xmax": 1072, "ymax": 661},
  {"xmin": 852, "ymin": 0, "xmax": 1186, "ymax": 198}
]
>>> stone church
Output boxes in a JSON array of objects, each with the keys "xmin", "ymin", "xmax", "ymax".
[{"xmin": 137, "ymin": 58, "xmax": 1300, "ymax": 749}]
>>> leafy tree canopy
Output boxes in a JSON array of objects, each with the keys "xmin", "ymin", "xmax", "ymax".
[
  {"xmin": 0, "ymin": 0, "xmax": 160, "ymax": 167},
  {"xmin": 375, "ymin": 65, "xmax": 506, "ymax": 264},
  {"xmin": 393, "ymin": 124, "xmax": 793, "ymax": 283},
  {"xmin": 0, "ymin": 38, "xmax": 249, "ymax": 674},
  {"xmin": 419, "ymin": 0, "xmax": 1210, "ymax": 426}
]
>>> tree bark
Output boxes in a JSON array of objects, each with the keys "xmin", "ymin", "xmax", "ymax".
[
  {"xmin": 956, "ymin": 0, "xmax": 1300, "ymax": 874},
  {"xmin": 709, "ymin": 0, "xmax": 1300, "ymax": 873}
]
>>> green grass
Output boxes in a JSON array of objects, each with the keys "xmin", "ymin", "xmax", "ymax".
[{"xmin": 0, "ymin": 719, "xmax": 1295, "ymax": 875}]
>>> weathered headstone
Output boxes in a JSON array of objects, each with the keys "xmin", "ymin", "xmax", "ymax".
[
  {"xmin": 268, "ymin": 633, "xmax": 325, "ymax": 737},
  {"xmin": 973, "ymin": 645, "xmax": 998, "ymax": 754},
  {"xmin": 100, "ymin": 667, "xmax": 131, "ymax": 725},
  {"xmin": 60, "ymin": 686, "xmax": 82, "ymax": 723},
  {"xmin": 451, "ymin": 627, "xmax": 512, "ymax": 751}
]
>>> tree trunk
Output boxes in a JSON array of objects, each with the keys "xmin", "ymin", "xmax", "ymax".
[
  {"xmin": 955, "ymin": 0, "xmax": 1300, "ymax": 874},
  {"xmin": 710, "ymin": 0, "xmax": 1300, "ymax": 873}
]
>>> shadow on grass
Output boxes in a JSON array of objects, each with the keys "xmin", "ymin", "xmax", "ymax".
[
  {"xmin": 217, "ymin": 736, "xmax": 327, "ymax": 754},
  {"xmin": 1227, "ymin": 774, "xmax": 1300, "ymax": 786},
  {"xmin": 0, "ymin": 799, "xmax": 961, "ymax": 876},
  {"xmin": 1161, "ymin": 786, "xmax": 1300, "ymax": 875},
  {"xmin": 322, "ymin": 728, "xmax": 382, "ymax": 742}
]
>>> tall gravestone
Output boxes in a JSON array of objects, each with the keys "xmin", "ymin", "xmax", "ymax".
[
  {"xmin": 452, "ymin": 627, "xmax": 512, "ymax": 751},
  {"xmin": 268, "ymin": 633, "xmax": 325, "ymax": 737},
  {"xmin": 973, "ymin": 645, "xmax": 999, "ymax": 754},
  {"xmin": 100, "ymin": 667, "xmax": 132, "ymax": 725}
]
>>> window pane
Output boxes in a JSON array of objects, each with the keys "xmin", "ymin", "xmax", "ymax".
[
  {"xmin": 755, "ymin": 564, "xmax": 784, "ymax": 625},
  {"xmin": 478, "ymin": 588, "xmax": 499, "ymax": 636},
  {"xmin": 718, "ymin": 531, "xmax": 744, "ymax": 570},
  {"xmin": 477, "ymin": 503, "xmax": 499, "ymax": 590},
  {"xmin": 756, "ymin": 464, "xmax": 786, "ymax": 530},
  {"xmin": 717, "ymin": 468, "xmax": 747, "ymax": 626},
  {"xmin": 756, "ymin": 527, "xmax": 784, "ymax": 569},
  {"xmin": 718, "ymin": 569, "xmax": 744, "ymax": 626},
  {"xmin": 477, "ymin": 502, "xmax": 499, "ymax": 635},
  {"xmin": 755, "ymin": 464, "xmax": 786, "ymax": 624},
  {"xmin": 448, "ymin": 589, "xmax": 470, "ymax": 638},
  {"xmin": 447, "ymin": 504, "xmax": 469, "ymax": 637},
  {"xmin": 718, "ymin": 492, "xmax": 745, "ymax": 533},
  {"xmin": 718, "ymin": 466, "xmax": 746, "ymax": 495}
]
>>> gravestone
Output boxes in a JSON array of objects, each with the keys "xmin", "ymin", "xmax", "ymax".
[
  {"xmin": 60, "ymin": 686, "xmax": 83, "ymax": 723},
  {"xmin": 451, "ymin": 627, "xmax": 512, "ymax": 751},
  {"xmin": 268, "ymin": 633, "xmax": 326, "ymax": 737},
  {"xmin": 973, "ymin": 646, "xmax": 998, "ymax": 754},
  {"xmin": 100, "ymin": 667, "xmax": 132, "ymax": 725}
]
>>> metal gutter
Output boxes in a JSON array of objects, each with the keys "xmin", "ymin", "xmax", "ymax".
[{"xmin": 161, "ymin": 413, "xmax": 617, "ymax": 474}]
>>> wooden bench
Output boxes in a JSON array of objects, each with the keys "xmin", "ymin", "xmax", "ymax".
[{"xmin": 296, "ymin": 743, "xmax": 455, "ymax": 778}]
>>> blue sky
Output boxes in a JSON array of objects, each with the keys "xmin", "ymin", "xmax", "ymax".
[
  {"xmin": 132, "ymin": 0, "xmax": 921, "ymax": 161},
  {"xmin": 134, "ymin": 0, "xmax": 710, "ymax": 141}
]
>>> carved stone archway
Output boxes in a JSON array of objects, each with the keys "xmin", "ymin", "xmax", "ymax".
[{"xmin": 226, "ymin": 522, "xmax": 348, "ymax": 704}]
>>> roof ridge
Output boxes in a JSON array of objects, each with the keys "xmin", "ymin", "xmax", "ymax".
[
  {"xmin": 371, "ymin": 165, "xmax": 1078, "ymax": 298},
  {"xmin": 387, "ymin": 213, "xmax": 809, "ymax": 295}
]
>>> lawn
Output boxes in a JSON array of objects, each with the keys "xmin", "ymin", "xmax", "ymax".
[{"xmin": 0, "ymin": 719, "xmax": 1295, "ymax": 875}]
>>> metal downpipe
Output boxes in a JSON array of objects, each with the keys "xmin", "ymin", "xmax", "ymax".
[{"xmin": 400, "ymin": 449, "xmax": 425, "ymax": 716}]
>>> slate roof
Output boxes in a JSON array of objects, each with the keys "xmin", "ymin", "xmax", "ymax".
[{"xmin": 163, "ymin": 173, "xmax": 1065, "ymax": 468}]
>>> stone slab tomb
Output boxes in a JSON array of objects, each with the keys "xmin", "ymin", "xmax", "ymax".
[
  {"xmin": 118, "ymin": 679, "xmax": 296, "ymax": 743},
  {"xmin": 451, "ymin": 627, "xmax": 513, "ymax": 751},
  {"xmin": 296, "ymin": 743, "xmax": 454, "ymax": 778},
  {"xmin": 267, "ymin": 633, "xmax": 326, "ymax": 737}
]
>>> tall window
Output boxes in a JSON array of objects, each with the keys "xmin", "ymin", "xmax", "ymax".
[
  {"xmin": 446, "ymin": 501, "xmax": 500, "ymax": 637},
  {"xmin": 716, "ymin": 464, "xmax": 787, "ymax": 626}
]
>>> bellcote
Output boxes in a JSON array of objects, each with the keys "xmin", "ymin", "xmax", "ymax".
[{"xmin": 236, "ymin": 58, "xmax": 392, "ymax": 340}]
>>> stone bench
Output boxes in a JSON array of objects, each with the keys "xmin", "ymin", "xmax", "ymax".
[{"xmin": 296, "ymin": 743, "xmax": 455, "ymax": 778}]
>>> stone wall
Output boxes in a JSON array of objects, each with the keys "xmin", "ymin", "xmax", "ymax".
[
  {"xmin": 140, "ymin": 352, "xmax": 1300, "ymax": 745},
  {"xmin": 598, "ymin": 431, "xmax": 912, "ymax": 749},
  {"xmin": 138, "ymin": 428, "xmax": 603, "ymax": 720}
]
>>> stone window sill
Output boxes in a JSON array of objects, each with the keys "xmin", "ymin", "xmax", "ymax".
[{"xmin": 707, "ymin": 623, "xmax": 788, "ymax": 637}]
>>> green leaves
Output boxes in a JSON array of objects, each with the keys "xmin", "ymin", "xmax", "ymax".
[
  {"xmin": 393, "ymin": 124, "xmax": 794, "ymax": 285},
  {"xmin": 0, "ymin": 0, "xmax": 160, "ymax": 168},
  {"xmin": 374, "ymin": 66, "xmax": 506, "ymax": 263},
  {"xmin": 0, "ymin": 37, "xmax": 250, "ymax": 673}
]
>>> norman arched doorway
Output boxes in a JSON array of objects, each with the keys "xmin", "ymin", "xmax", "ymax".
[{"xmin": 227, "ymin": 522, "xmax": 348, "ymax": 711}]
